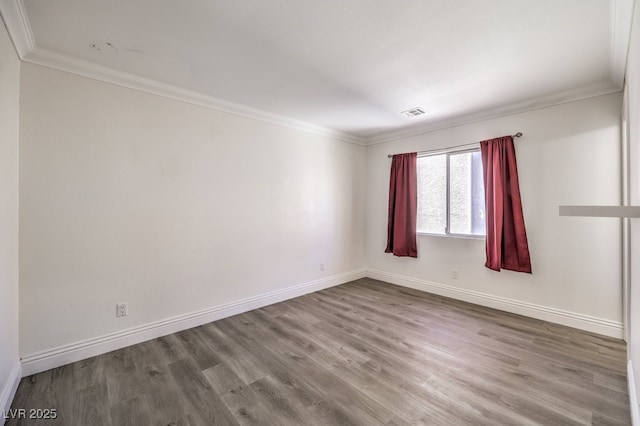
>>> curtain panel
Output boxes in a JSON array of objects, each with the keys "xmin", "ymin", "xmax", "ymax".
[
  {"xmin": 480, "ymin": 136, "xmax": 532, "ymax": 273},
  {"xmin": 385, "ymin": 153, "xmax": 418, "ymax": 258}
]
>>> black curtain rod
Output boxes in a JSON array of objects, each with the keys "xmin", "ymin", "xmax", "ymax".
[{"xmin": 387, "ymin": 132, "xmax": 523, "ymax": 158}]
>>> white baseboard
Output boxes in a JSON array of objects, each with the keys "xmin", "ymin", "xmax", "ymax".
[
  {"xmin": 21, "ymin": 269, "xmax": 366, "ymax": 376},
  {"xmin": 630, "ymin": 360, "xmax": 640, "ymax": 426},
  {"xmin": 365, "ymin": 269, "xmax": 624, "ymax": 339},
  {"xmin": 0, "ymin": 361, "xmax": 21, "ymax": 419}
]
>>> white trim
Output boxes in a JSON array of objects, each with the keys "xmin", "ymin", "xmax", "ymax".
[
  {"xmin": 21, "ymin": 46, "xmax": 622, "ymax": 148},
  {"xmin": 22, "ymin": 48, "xmax": 365, "ymax": 146},
  {"xmin": 0, "ymin": 0, "xmax": 630, "ymax": 147},
  {"xmin": 0, "ymin": 361, "xmax": 21, "ymax": 417},
  {"xmin": 366, "ymin": 0, "xmax": 635, "ymax": 145},
  {"xmin": 416, "ymin": 232, "xmax": 485, "ymax": 241},
  {"xmin": 622, "ymin": 85, "xmax": 631, "ymax": 342},
  {"xmin": 365, "ymin": 269, "xmax": 624, "ymax": 338},
  {"xmin": 0, "ymin": 1, "xmax": 366, "ymax": 145},
  {"xmin": 0, "ymin": 0, "xmax": 33, "ymax": 59},
  {"xmin": 21, "ymin": 269, "xmax": 366, "ymax": 376},
  {"xmin": 365, "ymin": 82, "xmax": 622, "ymax": 145},
  {"xmin": 610, "ymin": 0, "xmax": 636, "ymax": 87},
  {"xmin": 630, "ymin": 360, "xmax": 640, "ymax": 426}
]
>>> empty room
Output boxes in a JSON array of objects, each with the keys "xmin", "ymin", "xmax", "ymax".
[{"xmin": 1, "ymin": 0, "xmax": 640, "ymax": 424}]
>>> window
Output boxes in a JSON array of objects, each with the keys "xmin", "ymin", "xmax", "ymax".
[{"xmin": 417, "ymin": 149, "xmax": 486, "ymax": 237}]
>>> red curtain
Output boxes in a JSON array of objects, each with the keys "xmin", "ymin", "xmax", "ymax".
[
  {"xmin": 385, "ymin": 153, "xmax": 417, "ymax": 257},
  {"xmin": 480, "ymin": 137, "xmax": 532, "ymax": 273}
]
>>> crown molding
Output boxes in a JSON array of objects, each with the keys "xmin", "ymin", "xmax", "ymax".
[
  {"xmin": 0, "ymin": 1, "xmax": 365, "ymax": 145},
  {"xmin": 0, "ymin": 0, "xmax": 632, "ymax": 147},
  {"xmin": 364, "ymin": 81, "xmax": 622, "ymax": 145},
  {"xmin": 23, "ymin": 48, "xmax": 366, "ymax": 145},
  {"xmin": 0, "ymin": 0, "xmax": 33, "ymax": 58},
  {"xmin": 361, "ymin": 0, "xmax": 632, "ymax": 145},
  {"xmin": 610, "ymin": 0, "xmax": 635, "ymax": 87}
]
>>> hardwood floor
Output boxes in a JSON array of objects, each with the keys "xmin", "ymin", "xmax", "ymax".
[{"xmin": 7, "ymin": 278, "xmax": 631, "ymax": 425}]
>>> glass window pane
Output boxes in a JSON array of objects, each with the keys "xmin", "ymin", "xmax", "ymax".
[
  {"xmin": 417, "ymin": 155, "xmax": 446, "ymax": 234},
  {"xmin": 470, "ymin": 151, "xmax": 486, "ymax": 235},
  {"xmin": 449, "ymin": 151, "xmax": 485, "ymax": 235},
  {"xmin": 449, "ymin": 153, "xmax": 471, "ymax": 234}
]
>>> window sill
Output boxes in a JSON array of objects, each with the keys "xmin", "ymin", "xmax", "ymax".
[{"xmin": 417, "ymin": 232, "xmax": 485, "ymax": 240}]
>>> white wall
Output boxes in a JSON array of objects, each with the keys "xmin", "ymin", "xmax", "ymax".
[
  {"xmin": 0, "ymin": 16, "xmax": 21, "ymax": 413},
  {"xmin": 10, "ymin": 22, "xmax": 629, "ymax": 394},
  {"xmin": 18, "ymin": 63, "xmax": 365, "ymax": 358},
  {"xmin": 365, "ymin": 93, "xmax": 623, "ymax": 336},
  {"xmin": 626, "ymin": 0, "xmax": 640, "ymax": 420}
]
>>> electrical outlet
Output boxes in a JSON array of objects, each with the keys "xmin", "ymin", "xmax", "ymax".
[
  {"xmin": 320, "ymin": 263, "xmax": 325, "ymax": 271},
  {"xmin": 116, "ymin": 302, "xmax": 128, "ymax": 317},
  {"xmin": 451, "ymin": 269, "xmax": 459, "ymax": 279}
]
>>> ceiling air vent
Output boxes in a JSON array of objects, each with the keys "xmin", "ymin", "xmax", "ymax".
[{"xmin": 401, "ymin": 107, "xmax": 427, "ymax": 118}]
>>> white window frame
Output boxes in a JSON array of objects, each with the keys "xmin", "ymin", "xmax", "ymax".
[{"xmin": 416, "ymin": 146, "xmax": 486, "ymax": 239}]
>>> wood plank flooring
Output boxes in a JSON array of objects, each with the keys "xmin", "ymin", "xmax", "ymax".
[{"xmin": 7, "ymin": 278, "xmax": 631, "ymax": 425}]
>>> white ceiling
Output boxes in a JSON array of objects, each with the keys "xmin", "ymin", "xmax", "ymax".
[{"xmin": 0, "ymin": 0, "xmax": 635, "ymax": 143}]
